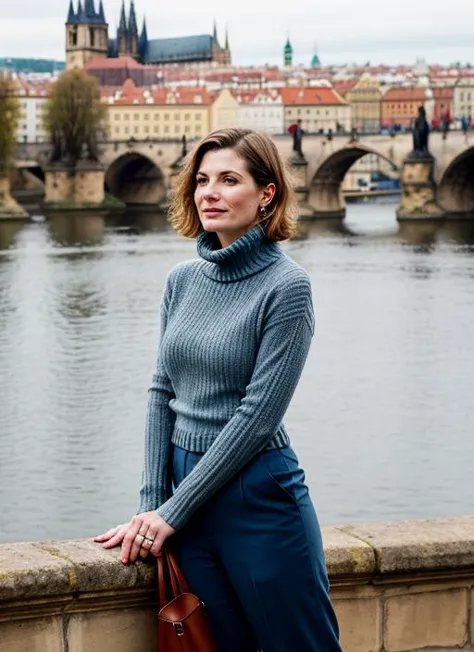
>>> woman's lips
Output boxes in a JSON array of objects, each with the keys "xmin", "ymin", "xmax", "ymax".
[{"xmin": 203, "ymin": 209, "xmax": 226, "ymax": 217}]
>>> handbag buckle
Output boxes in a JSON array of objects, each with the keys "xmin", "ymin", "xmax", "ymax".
[{"xmin": 173, "ymin": 622, "xmax": 184, "ymax": 636}]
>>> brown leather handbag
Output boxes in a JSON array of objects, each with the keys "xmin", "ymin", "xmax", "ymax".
[{"xmin": 157, "ymin": 547, "xmax": 218, "ymax": 652}]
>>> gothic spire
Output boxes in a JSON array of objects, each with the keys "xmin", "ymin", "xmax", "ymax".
[
  {"xmin": 77, "ymin": 0, "xmax": 86, "ymax": 21},
  {"xmin": 118, "ymin": 0, "xmax": 127, "ymax": 33},
  {"xmin": 128, "ymin": 0, "xmax": 138, "ymax": 37},
  {"xmin": 225, "ymin": 26, "xmax": 229, "ymax": 50},
  {"xmin": 139, "ymin": 15, "xmax": 148, "ymax": 59},
  {"xmin": 66, "ymin": 0, "xmax": 76, "ymax": 23},
  {"xmin": 84, "ymin": 0, "xmax": 96, "ymax": 19},
  {"xmin": 213, "ymin": 19, "xmax": 219, "ymax": 47},
  {"xmin": 140, "ymin": 16, "xmax": 148, "ymax": 42},
  {"xmin": 97, "ymin": 0, "xmax": 106, "ymax": 22}
]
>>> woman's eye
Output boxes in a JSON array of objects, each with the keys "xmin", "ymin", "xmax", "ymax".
[
  {"xmin": 196, "ymin": 177, "xmax": 207, "ymax": 185},
  {"xmin": 224, "ymin": 177, "xmax": 237, "ymax": 184}
]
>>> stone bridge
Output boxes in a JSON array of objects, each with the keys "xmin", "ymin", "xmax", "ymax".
[{"xmin": 15, "ymin": 130, "xmax": 474, "ymax": 218}]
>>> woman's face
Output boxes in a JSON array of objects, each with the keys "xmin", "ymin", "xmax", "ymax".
[{"xmin": 194, "ymin": 148, "xmax": 275, "ymax": 248}]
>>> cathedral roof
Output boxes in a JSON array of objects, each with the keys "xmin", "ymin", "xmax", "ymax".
[{"xmin": 144, "ymin": 34, "xmax": 214, "ymax": 65}]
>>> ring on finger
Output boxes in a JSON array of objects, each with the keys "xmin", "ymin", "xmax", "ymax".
[{"xmin": 141, "ymin": 538, "xmax": 153, "ymax": 549}]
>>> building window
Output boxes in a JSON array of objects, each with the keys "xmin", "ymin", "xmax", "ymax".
[
  {"xmin": 164, "ymin": 125, "xmax": 169, "ymax": 133},
  {"xmin": 196, "ymin": 125, "xmax": 202, "ymax": 133},
  {"xmin": 154, "ymin": 114, "xmax": 160, "ymax": 120},
  {"xmin": 134, "ymin": 114, "xmax": 139, "ymax": 121},
  {"xmin": 164, "ymin": 113, "xmax": 170, "ymax": 120},
  {"xmin": 185, "ymin": 113, "xmax": 191, "ymax": 120},
  {"xmin": 114, "ymin": 114, "xmax": 120, "ymax": 120},
  {"xmin": 124, "ymin": 114, "xmax": 129, "ymax": 121},
  {"xmin": 134, "ymin": 126, "xmax": 139, "ymax": 134},
  {"xmin": 195, "ymin": 114, "xmax": 201, "ymax": 120},
  {"xmin": 124, "ymin": 127, "xmax": 129, "ymax": 134},
  {"xmin": 174, "ymin": 113, "xmax": 179, "ymax": 120},
  {"xmin": 144, "ymin": 114, "xmax": 149, "ymax": 120},
  {"xmin": 144, "ymin": 126, "xmax": 149, "ymax": 133},
  {"xmin": 154, "ymin": 126, "xmax": 159, "ymax": 133},
  {"xmin": 174, "ymin": 125, "xmax": 180, "ymax": 133},
  {"xmin": 185, "ymin": 125, "xmax": 190, "ymax": 133}
]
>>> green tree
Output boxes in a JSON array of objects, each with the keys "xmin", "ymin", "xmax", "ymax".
[
  {"xmin": 43, "ymin": 69, "xmax": 108, "ymax": 166},
  {"xmin": 0, "ymin": 73, "xmax": 20, "ymax": 179}
]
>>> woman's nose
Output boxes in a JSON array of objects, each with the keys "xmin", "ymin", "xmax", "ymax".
[{"xmin": 202, "ymin": 184, "xmax": 220, "ymax": 200}]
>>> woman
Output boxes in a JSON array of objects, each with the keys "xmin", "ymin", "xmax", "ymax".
[{"xmin": 95, "ymin": 128, "xmax": 342, "ymax": 652}]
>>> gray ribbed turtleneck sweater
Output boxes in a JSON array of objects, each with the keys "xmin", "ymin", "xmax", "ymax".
[{"xmin": 137, "ymin": 224, "xmax": 315, "ymax": 530}]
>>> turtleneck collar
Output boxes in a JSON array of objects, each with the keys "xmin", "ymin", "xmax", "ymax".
[{"xmin": 197, "ymin": 224, "xmax": 283, "ymax": 282}]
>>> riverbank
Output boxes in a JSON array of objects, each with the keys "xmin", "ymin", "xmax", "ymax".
[{"xmin": 1, "ymin": 516, "xmax": 473, "ymax": 652}]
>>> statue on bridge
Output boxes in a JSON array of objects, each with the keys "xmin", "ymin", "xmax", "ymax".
[
  {"xmin": 289, "ymin": 120, "xmax": 304, "ymax": 159},
  {"xmin": 410, "ymin": 106, "xmax": 431, "ymax": 159}
]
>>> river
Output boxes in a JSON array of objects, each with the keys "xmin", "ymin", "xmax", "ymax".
[{"xmin": 1, "ymin": 201, "xmax": 473, "ymax": 543}]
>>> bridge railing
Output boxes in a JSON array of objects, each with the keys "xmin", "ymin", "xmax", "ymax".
[{"xmin": 1, "ymin": 515, "xmax": 474, "ymax": 652}]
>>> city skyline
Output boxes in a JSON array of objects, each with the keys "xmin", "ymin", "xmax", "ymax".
[{"xmin": 1, "ymin": 0, "xmax": 473, "ymax": 67}]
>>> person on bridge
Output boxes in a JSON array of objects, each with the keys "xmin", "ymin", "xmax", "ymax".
[{"xmin": 94, "ymin": 128, "xmax": 342, "ymax": 652}]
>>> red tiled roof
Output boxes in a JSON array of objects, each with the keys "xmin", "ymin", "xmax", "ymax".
[
  {"xmin": 280, "ymin": 87, "xmax": 346, "ymax": 105},
  {"xmin": 332, "ymin": 79, "xmax": 358, "ymax": 96},
  {"xmin": 85, "ymin": 56, "xmax": 143, "ymax": 70},
  {"xmin": 109, "ymin": 83, "xmax": 211, "ymax": 106},
  {"xmin": 381, "ymin": 87, "xmax": 426, "ymax": 102}
]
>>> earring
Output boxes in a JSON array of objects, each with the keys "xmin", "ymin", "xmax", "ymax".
[{"xmin": 259, "ymin": 205, "xmax": 267, "ymax": 217}]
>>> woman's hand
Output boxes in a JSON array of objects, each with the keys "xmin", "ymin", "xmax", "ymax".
[{"xmin": 94, "ymin": 512, "xmax": 175, "ymax": 564}]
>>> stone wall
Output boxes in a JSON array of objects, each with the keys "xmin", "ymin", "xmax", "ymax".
[{"xmin": 1, "ymin": 516, "xmax": 473, "ymax": 652}]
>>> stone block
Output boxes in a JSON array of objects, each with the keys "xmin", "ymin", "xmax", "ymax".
[
  {"xmin": 341, "ymin": 516, "xmax": 474, "ymax": 574},
  {"xmin": 36, "ymin": 539, "xmax": 156, "ymax": 593},
  {"xmin": 322, "ymin": 527, "xmax": 375, "ymax": 578},
  {"xmin": 0, "ymin": 616, "xmax": 63, "ymax": 652},
  {"xmin": 333, "ymin": 598, "xmax": 381, "ymax": 652},
  {"xmin": 384, "ymin": 589, "xmax": 468, "ymax": 651},
  {"xmin": 471, "ymin": 588, "xmax": 474, "ymax": 646},
  {"xmin": 67, "ymin": 609, "xmax": 156, "ymax": 652},
  {"xmin": 0, "ymin": 542, "xmax": 72, "ymax": 602}
]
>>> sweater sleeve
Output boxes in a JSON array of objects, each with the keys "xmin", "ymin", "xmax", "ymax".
[
  {"xmin": 137, "ymin": 275, "xmax": 176, "ymax": 514},
  {"xmin": 156, "ymin": 275, "xmax": 315, "ymax": 530}
]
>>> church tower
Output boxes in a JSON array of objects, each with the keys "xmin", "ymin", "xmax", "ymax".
[
  {"xmin": 65, "ymin": 0, "xmax": 108, "ymax": 70},
  {"xmin": 284, "ymin": 36, "xmax": 293, "ymax": 68},
  {"xmin": 211, "ymin": 21, "xmax": 231, "ymax": 66}
]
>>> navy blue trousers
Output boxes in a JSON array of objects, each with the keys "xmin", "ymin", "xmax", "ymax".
[{"xmin": 171, "ymin": 445, "xmax": 342, "ymax": 652}]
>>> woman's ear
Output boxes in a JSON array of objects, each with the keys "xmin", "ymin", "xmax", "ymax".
[{"xmin": 261, "ymin": 182, "xmax": 276, "ymax": 207}]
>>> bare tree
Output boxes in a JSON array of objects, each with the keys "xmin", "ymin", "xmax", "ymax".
[
  {"xmin": 43, "ymin": 69, "xmax": 108, "ymax": 166},
  {"xmin": 0, "ymin": 72, "xmax": 20, "ymax": 179}
]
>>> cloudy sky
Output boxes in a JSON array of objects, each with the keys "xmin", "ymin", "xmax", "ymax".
[{"xmin": 1, "ymin": 0, "xmax": 473, "ymax": 67}]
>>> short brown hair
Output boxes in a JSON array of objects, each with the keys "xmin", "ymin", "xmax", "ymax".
[{"xmin": 169, "ymin": 128, "xmax": 298, "ymax": 241}]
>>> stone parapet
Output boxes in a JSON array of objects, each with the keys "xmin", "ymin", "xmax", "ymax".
[{"xmin": 1, "ymin": 516, "xmax": 474, "ymax": 652}]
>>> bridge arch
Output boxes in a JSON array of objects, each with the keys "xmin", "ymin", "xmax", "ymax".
[
  {"xmin": 438, "ymin": 147, "xmax": 474, "ymax": 216},
  {"xmin": 105, "ymin": 152, "xmax": 166, "ymax": 206},
  {"xmin": 308, "ymin": 144, "xmax": 398, "ymax": 218}
]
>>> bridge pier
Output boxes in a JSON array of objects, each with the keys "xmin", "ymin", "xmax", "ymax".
[
  {"xmin": 396, "ymin": 156, "xmax": 444, "ymax": 222},
  {"xmin": 308, "ymin": 179, "xmax": 346, "ymax": 220},
  {"xmin": 44, "ymin": 163, "xmax": 123, "ymax": 211},
  {"xmin": 0, "ymin": 177, "xmax": 28, "ymax": 220},
  {"xmin": 289, "ymin": 155, "xmax": 316, "ymax": 219}
]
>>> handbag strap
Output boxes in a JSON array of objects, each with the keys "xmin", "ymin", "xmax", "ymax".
[
  {"xmin": 157, "ymin": 547, "xmax": 190, "ymax": 609},
  {"xmin": 157, "ymin": 551, "xmax": 168, "ymax": 609},
  {"xmin": 166, "ymin": 548, "xmax": 190, "ymax": 594}
]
